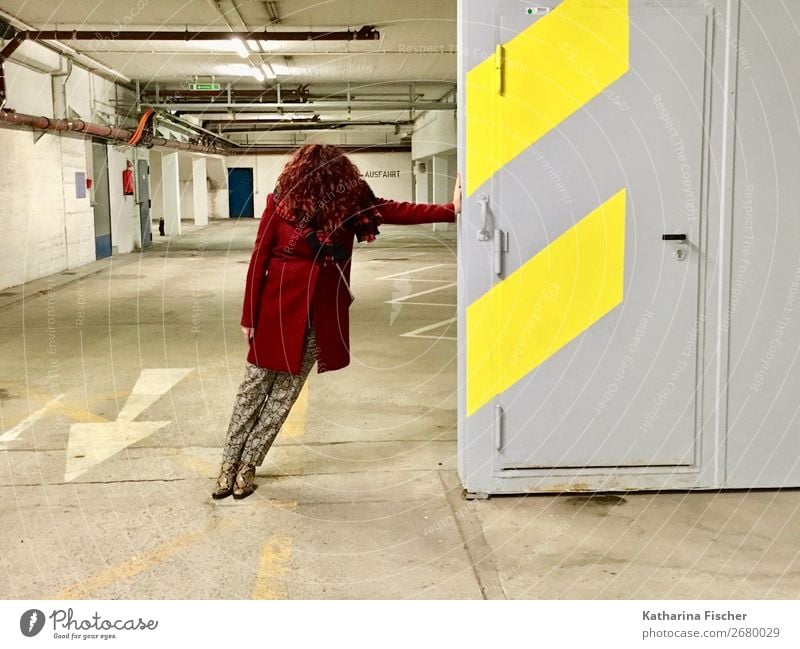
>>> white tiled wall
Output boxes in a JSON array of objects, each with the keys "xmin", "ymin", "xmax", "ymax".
[
  {"xmin": 0, "ymin": 129, "xmax": 94, "ymax": 290},
  {"xmin": 107, "ymin": 145, "xmax": 137, "ymax": 254},
  {"xmin": 225, "ymin": 151, "xmax": 414, "ymax": 218},
  {"xmin": 0, "ymin": 40, "xmax": 139, "ymax": 290}
]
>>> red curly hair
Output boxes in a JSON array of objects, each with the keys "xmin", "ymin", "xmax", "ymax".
[{"xmin": 274, "ymin": 144, "xmax": 371, "ymax": 239}]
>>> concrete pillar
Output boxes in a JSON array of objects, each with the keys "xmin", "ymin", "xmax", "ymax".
[
  {"xmin": 162, "ymin": 151, "xmax": 181, "ymax": 236},
  {"xmin": 414, "ymin": 160, "xmax": 430, "ymax": 204},
  {"xmin": 432, "ymin": 155, "xmax": 450, "ymax": 233},
  {"xmin": 192, "ymin": 157, "xmax": 208, "ymax": 227}
]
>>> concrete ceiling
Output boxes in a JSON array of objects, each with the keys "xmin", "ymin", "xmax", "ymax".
[
  {"xmin": 0, "ymin": 0, "xmax": 456, "ymax": 88},
  {"xmin": 0, "ymin": 0, "xmax": 457, "ymax": 144}
]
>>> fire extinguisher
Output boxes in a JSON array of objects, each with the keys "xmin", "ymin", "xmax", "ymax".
[{"xmin": 122, "ymin": 160, "xmax": 135, "ymax": 195}]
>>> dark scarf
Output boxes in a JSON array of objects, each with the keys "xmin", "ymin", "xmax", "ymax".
[{"xmin": 274, "ymin": 182, "xmax": 383, "ymax": 266}]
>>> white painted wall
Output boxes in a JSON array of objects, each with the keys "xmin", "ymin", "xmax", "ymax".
[
  {"xmin": 62, "ymin": 139, "xmax": 96, "ymax": 269},
  {"xmin": 149, "ymin": 152, "xmax": 164, "ymax": 223},
  {"xmin": 179, "ymin": 181, "xmax": 193, "ymax": 215},
  {"xmin": 5, "ymin": 41, "xmax": 133, "ymax": 125},
  {"xmin": 177, "ymin": 153, "xmax": 195, "ymax": 223},
  {"xmin": 0, "ymin": 129, "xmax": 94, "ymax": 289},
  {"xmin": 161, "ymin": 152, "xmax": 181, "ymax": 235},
  {"xmin": 192, "ymin": 157, "xmax": 209, "ymax": 226},
  {"xmin": 225, "ymin": 151, "xmax": 413, "ymax": 218},
  {"xmin": 4, "ymin": 61, "xmax": 54, "ymax": 117},
  {"xmin": 412, "ymin": 110, "xmax": 457, "ymax": 160},
  {"xmin": 209, "ymin": 185, "xmax": 229, "ymax": 219},
  {"xmin": 0, "ymin": 38, "xmax": 138, "ymax": 288},
  {"xmin": 205, "ymin": 155, "xmax": 228, "ymax": 219},
  {"xmin": 228, "ymin": 129, "xmax": 408, "ymax": 149},
  {"xmin": 107, "ymin": 145, "xmax": 136, "ymax": 254}
]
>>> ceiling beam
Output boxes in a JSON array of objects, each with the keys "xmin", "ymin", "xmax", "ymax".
[
  {"xmin": 232, "ymin": 144, "xmax": 410, "ymax": 155},
  {"xmin": 0, "ymin": 9, "xmax": 131, "ymax": 85},
  {"xmin": 147, "ymin": 101, "xmax": 456, "ymax": 112},
  {"xmin": 21, "ymin": 27, "xmax": 380, "ymax": 42}
]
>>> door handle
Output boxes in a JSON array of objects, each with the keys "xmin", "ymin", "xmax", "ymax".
[
  {"xmin": 662, "ymin": 233, "xmax": 687, "ymax": 241},
  {"xmin": 478, "ymin": 194, "xmax": 490, "ymax": 241},
  {"xmin": 494, "ymin": 228, "xmax": 508, "ymax": 275}
]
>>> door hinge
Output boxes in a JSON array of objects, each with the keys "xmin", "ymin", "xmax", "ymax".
[
  {"xmin": 494, "ymin": 403, "xmax": 504, "ymax": 451},
  {"xmin": 494, "ymin": 228, "xmax": 508, "ymax": 275},
  {"xmin": 495, "ymin": 44, "xmax": 505, "ymax": 95}
]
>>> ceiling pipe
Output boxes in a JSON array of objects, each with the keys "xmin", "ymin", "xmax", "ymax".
[
  {"xmin": 148, "ymin": 101, "xmax": 457, "ymax": 112},
  {"xmin": 0, "ymin": 109, "xmax": 132, "ymax": 138},
  {"xmin": 220, "ymin": 123, "xmax": 409, "ymax": 133},
  {"xmin": 138, "ymin": 88, "xmax": 309, "ymax": 101},
  {"xmin": 0, "ymin": 108, "xmax": 225, "ymax": 153},
  {"xmin": 232, "ymin": 144, "xmax": 409, "ymax": 155},
  {"xmin": 0, "ymin": 32, "xmax": 25, "ymax": 107},
  {"xmin": 81, "ymin": 48, "xmax": 449, "ymax": 56},
  {"xmin": 23, "ymin": 26, "xmax": 379, "ymax": 42},
  {"xmin": 156, "ymin": 110, "xmax": 241, "ymax": 148},
  {"xmin": 209, "ymin": 119, "xmax": 416, "ymax": 133},
  {"xmin": 0, "ymin": 9, "xmax": 132, "ymax": 85}
]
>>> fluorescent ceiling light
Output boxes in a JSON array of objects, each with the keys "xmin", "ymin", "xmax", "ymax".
[{"xmin": 231, "ymin": 37, "xmax": 249, "ymax": 58}]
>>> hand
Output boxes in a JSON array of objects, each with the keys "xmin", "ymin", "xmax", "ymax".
[
  {"xmin": 452, "ymin": 174, "xmax": 462, "ymax": 215},
  {"xmin": 241, "ymin": 326, "xmax": 254, "ymax": 344}
]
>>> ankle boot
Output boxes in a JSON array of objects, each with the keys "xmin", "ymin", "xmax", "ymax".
[
  {"xmin": 211, "ymin": 461, "xmax": 238, "ymax": 499},
  {"xmin": 232, "ymin": 463, "xmax": 257, "ymax": 499}
]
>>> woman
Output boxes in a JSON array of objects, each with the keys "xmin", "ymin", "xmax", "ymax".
[{"xmin": 213, "ymin": 144, "xmax": 461, "ymax": 499}]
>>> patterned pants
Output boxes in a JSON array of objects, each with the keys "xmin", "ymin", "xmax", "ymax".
[{"xmin": 220, "ymin": 324, "xmax": 317, "ymax": 467}]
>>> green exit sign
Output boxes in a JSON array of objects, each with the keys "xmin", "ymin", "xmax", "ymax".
[{"xmin": 189, "ymin": 82, "xmax": 221, "ymax": 91}]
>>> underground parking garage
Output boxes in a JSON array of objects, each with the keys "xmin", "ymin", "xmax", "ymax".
[{"xmin": 1, "ymin": 0, "xmax": 800, "ymax": 644}]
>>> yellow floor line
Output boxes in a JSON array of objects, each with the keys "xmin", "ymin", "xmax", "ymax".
[
  {"xmin": 251, "ymin": 535, "xmax": 293, "ymax": 600},
  {"xmin": 58, "ymin": 407, "xmax": 110, "ymax": 424},
  {"xmin": 54, "ymin": 529, "xmax": 203, "ymax": 599},
  {"xmin": 173, "ymin": 452, "xmax": 217, "ymax": 477}
]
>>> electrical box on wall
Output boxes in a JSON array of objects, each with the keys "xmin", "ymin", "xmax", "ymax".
[{"xmin": 457, "ymin": 0, "xmax": 800, "ymax": 496}]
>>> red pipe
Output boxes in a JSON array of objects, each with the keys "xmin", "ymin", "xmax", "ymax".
[{"xmin": 0, "ymin": 108, "xmax": 224, "ymax": 153}]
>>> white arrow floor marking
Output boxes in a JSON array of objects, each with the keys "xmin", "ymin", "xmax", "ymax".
[
  {"xmin": 376, "ymin": 263, "xmax": 457, "ymax": 337},
  {"xmin": 65, "ymin": 368, "xmax": 192, "ymax": 482},
  {"xmin": 399, "ymin": 317, "xmax": 457, "ymax": 341},
  {"xmin": 0, "ymin": 394, "xmax": 64, "ymax": 443}
]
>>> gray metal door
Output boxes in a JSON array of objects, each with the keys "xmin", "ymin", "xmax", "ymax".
[
  {"xmin": 91, "ymin": 142, "xmax": 112, "ymax": 259},
  {"xmin": 459, "ymin": 1, "xmax": 708, "ymax": 481},
  {"xmin": 137, "ymin": 159, "xmax": 152, "ymax": 248}
]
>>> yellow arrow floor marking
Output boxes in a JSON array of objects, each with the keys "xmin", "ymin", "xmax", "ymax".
[
  {"xmin": 251, "ymin": 535, "xmax": 294, "ymax": 599},
  {"xmin": 54, "ymin": 529, "xmax": 203, "ymax": 600}
]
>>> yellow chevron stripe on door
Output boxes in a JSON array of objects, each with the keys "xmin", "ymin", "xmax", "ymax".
[
  {"xmin": 466, "ymin": 189, "xmax": 626, "ymax": 415},
  {"xmin": 465, "ymin": 0, "xmax": 629, "ymax": 196}
]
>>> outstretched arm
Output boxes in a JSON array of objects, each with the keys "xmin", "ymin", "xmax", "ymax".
[
  {"xmin": 374, "ymin": 174, "xmax": 462, "ymax": 225},
  {"xmin": 375, "ymin": 199, "xmax": 457, "ymax": 225}
]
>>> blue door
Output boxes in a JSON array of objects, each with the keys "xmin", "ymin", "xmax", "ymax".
[{"xmin": 228, "ymin": 167, "xmax": 255, "ymax": 218}]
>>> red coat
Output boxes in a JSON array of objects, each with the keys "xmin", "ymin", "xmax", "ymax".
[{"xmin": 240, "ymin": 193, "xmax": 456, "ymax": 374}]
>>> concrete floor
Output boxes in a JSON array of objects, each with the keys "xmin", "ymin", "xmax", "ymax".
[{"xmin": 1, "ymin": 218, "xmax": 798, "ymax": 599}]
